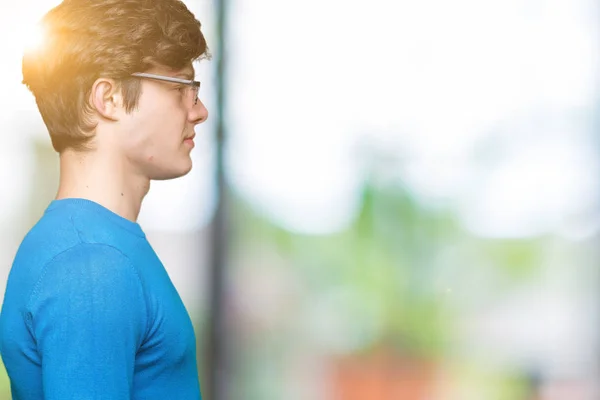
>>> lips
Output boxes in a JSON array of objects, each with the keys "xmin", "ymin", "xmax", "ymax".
[{"xmin": 183, "ymin": 133, "xmax": 196, "ymax": 148}]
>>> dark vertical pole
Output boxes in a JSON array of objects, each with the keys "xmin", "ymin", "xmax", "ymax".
[{"xmin": 206, "ymin": 0, "xmax": 228, "ymax": 396}]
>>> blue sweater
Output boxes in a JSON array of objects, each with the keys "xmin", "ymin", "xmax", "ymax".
[{"xmin": 0, "ymin": 199, "xmax": 202, "ymax": 399}]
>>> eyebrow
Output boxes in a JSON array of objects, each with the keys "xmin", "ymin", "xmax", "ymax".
[{"xmin": 176, "ymin": 70, "xmax": 195, "ymax": 81}]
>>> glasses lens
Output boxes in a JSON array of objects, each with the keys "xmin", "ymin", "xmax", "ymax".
[{"xmin": 192, "ymin": 86, "xmax": 199, "ymax": 105}]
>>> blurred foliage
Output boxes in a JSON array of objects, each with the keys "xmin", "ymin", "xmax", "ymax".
[
  {"xmin": 227, "ymin": 173, "xmax": 556, "ymax": 399},
  {"xmin": 0, "ymin": 362, "xmax": 10, "ymax": 399},
  {"xmin": 231, "ymin": 177, "xmax": 548, "ymax": 361}
]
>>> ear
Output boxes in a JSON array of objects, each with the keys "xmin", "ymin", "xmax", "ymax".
[{"xmin": 90, "ymin": 78, "xmax": 123, "ymax": 121}]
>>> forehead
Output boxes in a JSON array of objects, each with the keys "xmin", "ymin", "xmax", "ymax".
[
  {"xmin": 146, "ymin": 64, "xmax": 196, "ymax": 80},
  {"xmin": 174, "ymin": 67, "xmax": 195, "ymax": 80}
]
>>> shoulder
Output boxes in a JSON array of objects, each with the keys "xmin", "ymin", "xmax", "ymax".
[
  {"xmin": 26, "ymin": 245, "xmax": 150, "ymax": 355},
  {"xmin": 28, "ymin": 243, "xmax": 144, "ymax": 309},
  {"xmin": 46, "ymin": 243, "xmax": 136, "ymax": 270}
]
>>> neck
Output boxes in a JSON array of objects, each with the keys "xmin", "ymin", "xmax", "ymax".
[{"xmin": 56, "ymin": 148, "xmax": 150, "ymax": 222}]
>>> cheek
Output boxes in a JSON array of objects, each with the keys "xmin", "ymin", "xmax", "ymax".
[
  {"xmin": 122, "ymin": 92, "xmax": 187, "ymax": 157},
  {"xmin": 130, "ymin": 111, "xmax": 184, "ymax": 147}
]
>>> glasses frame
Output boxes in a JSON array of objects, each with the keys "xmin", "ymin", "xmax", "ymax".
[{"xmin": 130, "ymin": 72, "xmax": 200, "ymax": 105}]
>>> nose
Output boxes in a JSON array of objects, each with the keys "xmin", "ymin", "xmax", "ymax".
[{"xmin": 189, "ymin": 98, "xmax": 209, "ymax": 125}]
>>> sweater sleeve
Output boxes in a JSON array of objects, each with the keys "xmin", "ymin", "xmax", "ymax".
[{"xmin": 27, "ymin": 243, "xmax": 148, "ymax": 400}]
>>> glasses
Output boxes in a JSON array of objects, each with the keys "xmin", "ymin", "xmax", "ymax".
[{"xmin": 130, "ymin": 72, "xmax": 201, "ymax": 105}]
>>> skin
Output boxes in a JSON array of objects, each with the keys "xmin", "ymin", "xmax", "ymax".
[{"xmin": 55, "ymin": 64, "xmax": 209, "ymax": 222}]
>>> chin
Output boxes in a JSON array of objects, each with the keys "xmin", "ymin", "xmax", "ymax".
[{"xmin": 149, "ymin": 160, "xmax": 193, "ymax": 181}]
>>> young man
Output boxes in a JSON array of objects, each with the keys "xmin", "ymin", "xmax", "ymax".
[{"xmin": 0, "ymin": 0, "xmax": 209, "ymax": 398}]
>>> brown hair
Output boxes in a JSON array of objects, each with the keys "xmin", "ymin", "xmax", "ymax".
[{"xmin": 22, "ymin": 0, "xmax": 210, "ymax": 152}]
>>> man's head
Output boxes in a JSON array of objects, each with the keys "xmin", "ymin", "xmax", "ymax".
[{"xmin": 23, "ymin": 0, "xmax": 210, "ymax": 180}]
